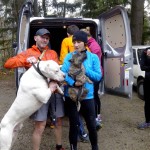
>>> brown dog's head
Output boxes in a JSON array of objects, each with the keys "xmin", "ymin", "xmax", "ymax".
[{"xmin": 70, "ymin": 52, "xmax": 87, "ymax": 68}]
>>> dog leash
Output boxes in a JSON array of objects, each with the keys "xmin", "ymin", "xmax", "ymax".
[
  {"xmin": 31, "ymin": 50, "xmax": 48, "ymax": 81},
  {"xmin": 37, "ymin": 50, "xmax": 46, "ymax": 62},
  {"xmin": 76, "ymin": 86, "xmax": 83, "ymax": 111}
]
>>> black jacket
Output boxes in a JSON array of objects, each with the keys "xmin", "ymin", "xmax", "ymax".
[{"xmin": 140, "ymin": 47, "xmax": 150, "ymax": 79}]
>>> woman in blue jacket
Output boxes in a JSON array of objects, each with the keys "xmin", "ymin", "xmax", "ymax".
[{"xmin": 61, "ymin": 31, "xmax": 102, "ymax": 150}]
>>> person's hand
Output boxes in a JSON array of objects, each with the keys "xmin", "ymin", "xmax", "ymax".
[
  {"xmin": 49, "ymin": 81, "xmax": 58, "ymax": 93},
  {"xmin": 75, "ymin": 81, "xmax": 83, "ymax": 86},
  {"xmin": 147, "ymin": 49, "xmax": 150, "ymax": 56},
  {"xmin": 26, "ymin": 56, "xmax": 37, "ymax": 64}
]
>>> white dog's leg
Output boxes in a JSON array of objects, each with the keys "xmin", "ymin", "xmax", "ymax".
[
  {"xmin": 0, "ymin": 122, "xmax": 14, "ymax": 150},
  {"xmin": 0, "ymin": 117, "xmax": 23, "ymax": 150}
]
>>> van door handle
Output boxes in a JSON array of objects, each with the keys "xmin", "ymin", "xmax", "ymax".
[{"xmin": 104, "ymin": 52, "xmax": 107, "ymax": 58}]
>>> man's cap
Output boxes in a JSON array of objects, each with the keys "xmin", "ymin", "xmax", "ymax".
[
  {"xmin": 73, "ymin": 31, "xmax": 88, "ymax": 43},
  {"xmin": 35, "ymin": 28, "xmax": 50, "ymax": 37}
]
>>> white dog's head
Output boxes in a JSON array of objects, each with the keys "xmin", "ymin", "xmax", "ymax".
[{"xmin": 38, "ymin": 60, "xmax": 65, "ymax": 82}]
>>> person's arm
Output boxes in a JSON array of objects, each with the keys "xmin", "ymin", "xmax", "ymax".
[
  {"xmin": 89, "ymin": 39, "xmax": 102, "ymax": 59},
  {"xmin": 59, "ymin": 38, "xmax": 69, "ymax": 65},
  {"xmin": 4, "ymin": 51, "xmax": 31, "ymax": 69},
  {"xmin": 140, "ymin": 49, "xmax": 150, "ymax": 72},
  {"xmin": 84, "ymin": 54, "xmax": 102, "ymax": 82}
]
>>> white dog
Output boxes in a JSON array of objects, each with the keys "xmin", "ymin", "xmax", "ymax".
[{"xmin": 0, "ymin": 60, "xmax": 65, "ymax": 150}]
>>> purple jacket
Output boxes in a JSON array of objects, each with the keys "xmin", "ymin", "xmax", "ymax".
[{"xmin": 87, "ymin": 37, "xmax": 103, "ymax": 75}]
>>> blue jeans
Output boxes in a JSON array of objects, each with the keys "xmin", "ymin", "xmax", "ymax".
[{"xmin": 79, "ymin": 115, "xmax": 85, "ymax": 135}]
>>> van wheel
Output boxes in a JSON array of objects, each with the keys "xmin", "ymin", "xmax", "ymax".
[{"xmin": 137, "ymin": 79, "xmax": 144, "ymax": 100}]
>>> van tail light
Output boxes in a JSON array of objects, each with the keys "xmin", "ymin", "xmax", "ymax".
[
  {"xmin": 123, "ymin": 79, "xmax": 128, "ymax": 86},
  {"xmin": 126, "ymin": 79, "xmax": 128, "ymax": 86}
]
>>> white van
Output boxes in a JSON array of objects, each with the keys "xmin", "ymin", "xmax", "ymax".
[
  {"xmin": 15, "ymin": 1, "xmax": 133, "ymax": 99},
  {"xmin": 132, "ymin": 45, "xmax": 150, "ymax": 100}
]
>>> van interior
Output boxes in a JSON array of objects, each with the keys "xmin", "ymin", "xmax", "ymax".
[{"xmin": 28, "ymin": 19, "xmax": 100, "ymax": 56}]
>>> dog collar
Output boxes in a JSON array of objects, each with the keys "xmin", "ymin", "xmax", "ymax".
[{"xmin": 32, "ymin": 62, "xmax": 48, "ymax": 81}]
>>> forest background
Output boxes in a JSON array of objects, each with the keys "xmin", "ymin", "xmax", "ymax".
[{"xmin": 0, "ymin": 0, "xmax": 149, "ymax": 71}]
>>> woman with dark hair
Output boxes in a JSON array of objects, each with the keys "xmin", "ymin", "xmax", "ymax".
[{"xmin": 61, "ymin": 31, "xmax": 102, "ymax": 150}]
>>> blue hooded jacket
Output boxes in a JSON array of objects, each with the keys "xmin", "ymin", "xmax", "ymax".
[{"xmin": 61, "ymin": 50, "xmax": 102, "ymax": 100}]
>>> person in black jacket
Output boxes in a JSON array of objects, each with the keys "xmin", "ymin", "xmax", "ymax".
[{"xmin": 138, "ymin": 47, "xmax": 150, "ymax": 129}]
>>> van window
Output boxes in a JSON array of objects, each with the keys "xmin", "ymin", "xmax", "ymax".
[
  {"xmin": 133, "ymin": 49, "xmax": 137, "ymax": 64},
  {"xmin": 137, "ymin": 49, "xmax": 144, "ymax": 63}
]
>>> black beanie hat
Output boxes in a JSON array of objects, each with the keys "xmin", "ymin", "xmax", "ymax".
[{"xmin": 73, "ymin": 31, "xmax": 88, "ymax": 43}]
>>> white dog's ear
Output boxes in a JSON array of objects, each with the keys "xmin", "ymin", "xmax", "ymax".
[
  {"xmin": 59, "ymin": 65, "xmax": 62, "ymax": 70},
  {"xmin": 45, "ymin": 63, "xmax": 50, "ymax": 73},
  {"xmin": 38, "ymin": 61, "xmax": 51, "ymax": 77}
]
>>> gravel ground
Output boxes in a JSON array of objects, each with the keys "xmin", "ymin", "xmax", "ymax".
[{"xmin": 0, "ymin": 75, "xmax": 150, "ymax": 150}]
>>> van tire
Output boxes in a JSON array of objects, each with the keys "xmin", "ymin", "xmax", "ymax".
[{"xmin": 137, "ymin": 79, "xmax": 144, "ymax": 100}]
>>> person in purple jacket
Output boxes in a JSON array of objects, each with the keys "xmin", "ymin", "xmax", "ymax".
[{"xmin": 81, "ymin": 27, "xmax": 103, "ymax": 130}]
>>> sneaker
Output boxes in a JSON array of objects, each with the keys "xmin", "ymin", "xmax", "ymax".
[
  {"xmin": 56, "ymin": 148, "xmax": 65, "ymax": 150},
  {"xmin": 96, "ymin": 120, "xmax": 103, "ymax": 131},
  {"xmin": 50, "ymin": 123, "xmax": 55, "ymax": 129},
  {"xmin": 95, "ymin": 114, "xmax": 103, "ymax": 131},
  {"xmin": 96, "ymin": 114, "xmax": 102, "ymax": 122},
  {"xmin": 137, "ymin": 122, "xmax": 150, "ymax": 129},
  {"xmin": 78, "ymin": 133, "xmax": 90, "ymax": 143},
  {"xmin": 56, "ymin": 145, "xmax": 65, "ymax": 150}
]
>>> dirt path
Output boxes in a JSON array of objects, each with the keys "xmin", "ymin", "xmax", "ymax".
[{"xmin": 0, "ymin": 75, "xmax": 150, "ymax": 150}]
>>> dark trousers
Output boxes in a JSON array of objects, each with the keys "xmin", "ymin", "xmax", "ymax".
[
  {"xmin": 94, "ymin": 81, "xmax": 101, "ymax": 117},
  {"xmin": 64, "ymin": 97, "xmax": 99, "ymax": 150},
  {"xmin": 143, "ymin": 78, "xmax": 150, "ymax": 123}
]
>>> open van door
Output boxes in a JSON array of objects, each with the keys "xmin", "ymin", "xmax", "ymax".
[
  {"xmin": 99, "ymin": 6, "xmax": 133, "ymax": 98},
  {"xmin": 15, "ymin": 0, "xmax": 33, "ymax": 89}
]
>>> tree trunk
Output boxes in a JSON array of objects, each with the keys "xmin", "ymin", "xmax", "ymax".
[
  {"xmin": 33, "ymin": 0, "xmax": 38, "ymax": 16},
  {"xmin": 63, "ymin": 0, "xmax": 67, "ymax": 17},
  {"xmin": 130, "ymin": 0, "xmax": 144, "ymax": 45},
  {"xmin": 42, "ymin": 0, "xmax": 47, "ymax": 16}
]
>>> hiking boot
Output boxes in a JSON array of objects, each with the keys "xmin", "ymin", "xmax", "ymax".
[
  {"xmin": 137, "ymin": 122, "xmax": 150, "ymax": 129},
  {"xmin": 78, "ymin": 133, "xmax": 90, "ymax": 143}
]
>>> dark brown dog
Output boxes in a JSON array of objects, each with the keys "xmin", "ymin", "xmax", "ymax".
[{"xmin": 68, "ymin": 52, "xmax": 92, "ymax": 102}]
